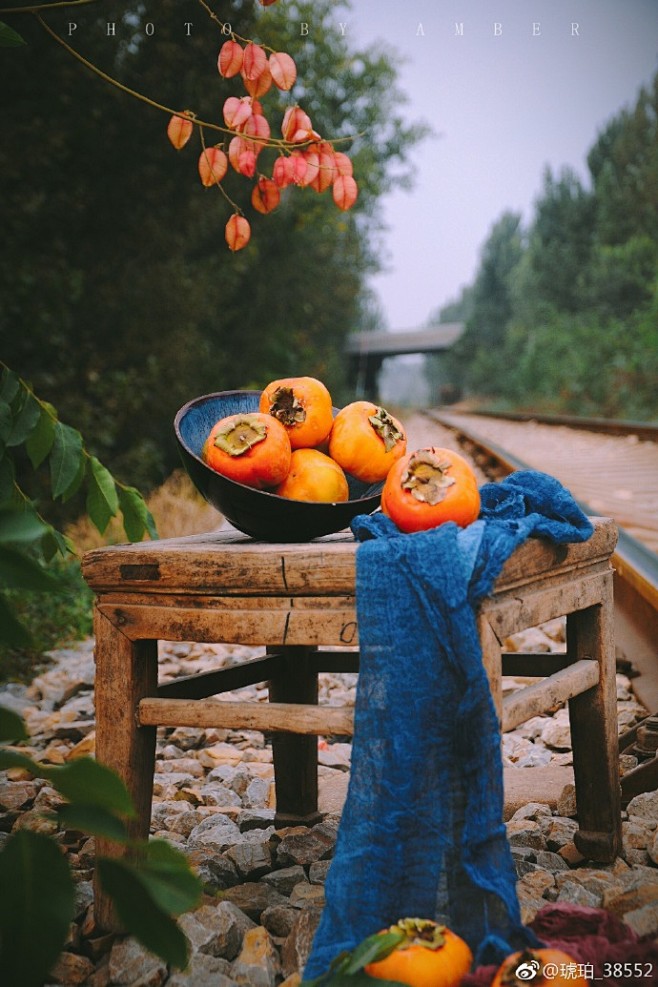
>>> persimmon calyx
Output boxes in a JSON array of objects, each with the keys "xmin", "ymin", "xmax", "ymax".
[
  {"xmin": 499, "ymin": 949, "xmax": 542, "ymax": 986},
  {"xmin": 267, "ymin": 386, "xmax": 306, "ymax": 426},
  {"xmin": 213, "ymin": 415, "xmax": 268, "ymax": 456},
  {"xmin": 388, "ymin": 917, "xmax": 447, "ymax": 950},
  {"xmin": 368, "ymin": 406, "xmax": 404, "ymax": 452},
  {"xmin": 401, "ymin": 451, "xmax": 456, "ymax": 505}
]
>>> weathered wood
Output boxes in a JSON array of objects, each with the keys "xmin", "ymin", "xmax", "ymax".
[
  {"xmin": 86, "ymin": 513, "xmax": 622, "ymax": 930},
  {"xmin": 502, "ymin": 659, "xmax": 599, "ymax": 733},
  {"xmin": 568, "ymin": 574, "xmax": 622, "ymax": 862},
  {"xmin": 138, "ymin": 697, "xmax": 355, "ymax": 736},
  {"xmin": 82, "ymin": 517, "xmax": 616, "ymax": 597},
  {"xmin": 156, "ymin": 652, "xmax": 285, "ymax": 700},
  {"xmin": 267, "ymin": 647, "xmax": 322, "ymax": 825},
  {"xmin": 93, "ymin": 609, "xmax": 157, "ymax": 931},
  {"xmin": 480, "ymin": 570, "xmax": 612, "ymax": 641},
  {"xmin": 478, "ymin": 615, "xmax": 503, "ymax": 718},
  {"xmin": 501, "ymin": 653, "xmax": 574, "ymax": 677},
  {"xmin": 97, "ymin": 601, "xmax": 359, "ymax": 647}
]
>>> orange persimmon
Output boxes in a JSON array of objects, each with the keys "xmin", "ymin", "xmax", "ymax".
[
  {"xmin": 259, "ymin": 376, "xmax": 334, "ymax": 449},
  {"xmin": 381, "ymin": 447, "xmax": 480, "ymax": 533},
  {"xmin": 274, "ymin": 448, "xmax": 349, "ymax": 503},
  {"xmin": 327, "ymin": 401, "xmax": 406, "ymax": 483},
  {"xmin": 202, "ymin": 412, "xmax": 291, "ymax": 489},
  {"xmin": 364, "ymin": 918, "xmax": 472, "ymax": 987},
  {"xmin": 491, "ymin": 947, "xmax": 589, "ymax": 986}
]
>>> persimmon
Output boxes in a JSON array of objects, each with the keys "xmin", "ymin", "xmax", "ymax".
[
  {"xmin": 491, "ymin": 947, "xmax": 589, "ymax": 986},
  {"xmin": 364, "ymin": 918, "xmax": 472, "ymax": 987},
  {"xmin": 382, "ymin": 447, "xmax": 480, "ymax": 533},
  {"xmin": 202, "ymin": 412, "xmax": 290, "ymax": 489},
  {"xmin": 274, "ymin": 448, "xmax": 349, "ymax": 503},
  {"xmin": 328, "ymin": 401, "xmax": 406, "ymax": 483},
  {"xmin": 259, "ymin": 376, "xmax": 334, "ymax": 450}
]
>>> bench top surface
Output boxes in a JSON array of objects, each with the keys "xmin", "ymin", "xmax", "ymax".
[{"xmin": 82, "ymin": 516, "xmax": 617, "ymax": 597}]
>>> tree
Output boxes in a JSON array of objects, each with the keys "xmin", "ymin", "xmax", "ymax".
[
  {"xmin": 0, "ymin": 0, "xmax": 427, "ymax": 502},
  {"xmin": 444, "ymin": 212, "xmax": 523, "ymax": 396}
]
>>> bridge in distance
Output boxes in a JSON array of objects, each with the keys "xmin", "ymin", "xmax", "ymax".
[{"xmin": 345, "ymin": 323, "xmax": 464, "ymax": 402}]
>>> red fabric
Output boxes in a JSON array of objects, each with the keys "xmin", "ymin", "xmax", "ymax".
[{"xmin": 462, "ymin": 904, "xmax": 658, "ymax": 986}]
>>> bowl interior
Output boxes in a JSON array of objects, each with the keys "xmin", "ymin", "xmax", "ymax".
[{"xmin": 174, "ymin": 390, "xmax": 383, "ymax": 541}]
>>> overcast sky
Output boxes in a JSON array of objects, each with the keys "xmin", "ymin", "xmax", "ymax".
[{"xmin": 340, "ymin": 0, "xmax": 658, "ymax": 332}]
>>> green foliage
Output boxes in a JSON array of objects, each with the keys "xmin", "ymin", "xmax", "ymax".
[
  {"xmin": 301, "ymin": 929, "xmax": 406, "ymax": 986},
  {"xmin": 0, "ymin": 20, "xmax": 25, "ymax": 46},
  {"xmin": 0, "ymin": 364, "xmax": 156, "ymax": 649},
  {"xmin": 444, "ymin": 212, "xmax": 524, "ymax": 395},
  {"xmin": 0, "ymin": 710, "xmax": 202, "ymax": 984},
  {"xmin": 1, "ymin": 0, "xmax": 428, "ymax": 491},
  {"xmin": 442, "ymin": 69, "xmax": 658, "ymax": 420},
  {"xmin": 0, "ymin": 559, "xmax": 93, "ymax": 685}
]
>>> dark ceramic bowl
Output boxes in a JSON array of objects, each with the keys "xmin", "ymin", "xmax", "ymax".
[{"xmin": 174, "ymin": 390, "xmax": 383, "ymax": 541}]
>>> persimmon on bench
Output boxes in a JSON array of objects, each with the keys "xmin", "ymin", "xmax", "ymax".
[{"xmin": 82, "ymin": 517, "xmax": 621, "ymax": 929}]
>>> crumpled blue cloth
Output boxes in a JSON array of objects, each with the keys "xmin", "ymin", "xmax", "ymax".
[{"xmin": 303, "ymin": 470, "xmax": 593, "ymax": 979}]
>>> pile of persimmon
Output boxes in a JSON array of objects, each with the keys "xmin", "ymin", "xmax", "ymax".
[
  {"xmin": 201, "ymin": 375, "xmax": 407, "ymax": 505},
  {"xmin": 364, "ymin": 917, "xmax": 473, "ymax": 987}
]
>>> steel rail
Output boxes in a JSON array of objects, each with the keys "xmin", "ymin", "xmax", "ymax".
[
  {"xmin": 424, "ymin": 408, "xmax": 658, "ymax": 802},
  {"xmin": 455, "ymin": 408, "xmax": 658, "ymax": 443},
  {"xmin": 425, "ymin": 408, "xmax": 658, "ymax": 615}
]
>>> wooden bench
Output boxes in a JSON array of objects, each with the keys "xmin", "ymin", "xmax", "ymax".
[{"xmin": 82, "ymin": 517, "xmax": 622, "ymax": 929}]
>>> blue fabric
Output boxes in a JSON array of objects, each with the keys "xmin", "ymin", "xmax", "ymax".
[{"xmin": 303, "ymin": 470, "xmax": 593, "ymax": 979}]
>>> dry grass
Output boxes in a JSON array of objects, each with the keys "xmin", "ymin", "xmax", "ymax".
[{"xmin": 66, "ymin": 470, "xmax": 223, "ymax": 554}]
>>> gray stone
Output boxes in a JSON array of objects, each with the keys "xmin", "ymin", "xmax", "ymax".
[
  {"xmin": 544, "ymin": 817, "xmax": 579, "ymax": 851},
  {"xmin": 623, "ymin": 902, "xmax": 658, "ymax": 939},
  {"xmin": 261, "ymin": 903, "xmax": 299, "ymax": 938},
  {"xmin": 556, "ymin": 880, "xmax": 601, "ymax": 908},
  {"xmin": 541, "ymin": 711, "xmax": 572, "ymax": 750},
  {"xmin": 309, "ymin": 859, "xmax": 331, "ymax": 884},
  {"xmin": 276, "ymin": 826, "xmax": 335, "ymax": 867},
  {"xmin": 648, "ymin": 830, "xmax": 658, "ymax": 866},
  {"xmin": 281, "ymin": 907, "xmax": 323, "ymax": 979},
  {"xmin": 225, "ymin": 838, "xmax": 273, "ymax": 879},
  {"xmin": 166, "ymin": 954, "xmax": 237, "ymax": 986},
  {"xmin": 179, "ymin": 901, "xmax": 254, "ymax": 960},
  {"xmin": 199, "ymin": 782, "xmax": 243, "ymax": 808},
  {"xmin": 151, "ymin": 800, "xmax": 200, "ymax": 838},
  {"xmin": 188, "ymin": 813, "xmax": 243, "ymax": 850},
  {"xmin": 230, "ymin": 925, "xmax": 281, "ymax": 987},
  {"xmin": 0, "ymin": 780, "xmax": 39, "ymax": 812},
  {"xmin": 621, "ymin": 819, "xmax": 654, "ymax": 865},
  {"xmin": 107, "ymin": 936, "xmax": 168, "ymax": 986},
  {"xmin": 505, "ymin": 819, "xmax": 547, "ymax": 851},
  {"xmin": 262, "ymin": 865, "xmax": 308, "ymax": 896},
  {"xmin": 556, "ymin": 783, "xmax": 577, "ymax": 817},
  {"xmin": 627, "ymin": 791, "xmax": 658, "ymax": 824},
  {"xmin": 221, "ymin": 882, "xmax": 289, "ymax": 921},
  {"xmin": 49, "ymin": 951, "xmax": 96, "ymax": 985},
  {"xmin": 186, "ymin": 847, "xmax": 240, "ymax": 892},
  {"xmin": 289, "ymin": 883, "xmax": 325, "ymax": 908},
  {"xmin": 535, "ymin": 850, "xmax": 569, "ymax": 872},
  {"xmin": 243, "ymin": 777, "xmax": 271, "ymax": 808},
  {"xmin": 238, "ymin": 809, "xmax": 276, "ymax": 832},
  {"xmin": 509, "ymin": 802, "xmax": 553, "ymax": 823}
]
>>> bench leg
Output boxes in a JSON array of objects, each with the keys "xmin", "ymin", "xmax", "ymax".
[
  {"xmin": 93, "ymin": 607, "xmax": 158, "ymax": 930},
  {"xmin": 268, "ymin": 645, "xmax": 321, "ymax": 826},
  {"xmin": 568, "ymin": 576, "xmax": 622, "ymax": 862}
]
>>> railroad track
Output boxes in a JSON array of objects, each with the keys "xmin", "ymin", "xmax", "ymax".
[{"xmin": 412, "ymin": 407, "xmax": 658, "ymax": 802}]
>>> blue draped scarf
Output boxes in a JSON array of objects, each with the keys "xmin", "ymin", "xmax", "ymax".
[{"xmin": 303, "ymin": 470, "xmax": 594, "ymax": 979}]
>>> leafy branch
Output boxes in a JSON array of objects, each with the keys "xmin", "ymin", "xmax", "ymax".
[
  {"xmin": 0, "ymin": 706, "xmax": 202, "ymax": 985},
  {"xmin": 0, "ymin": 363, "xmax": 157, "ymax": 645}
]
